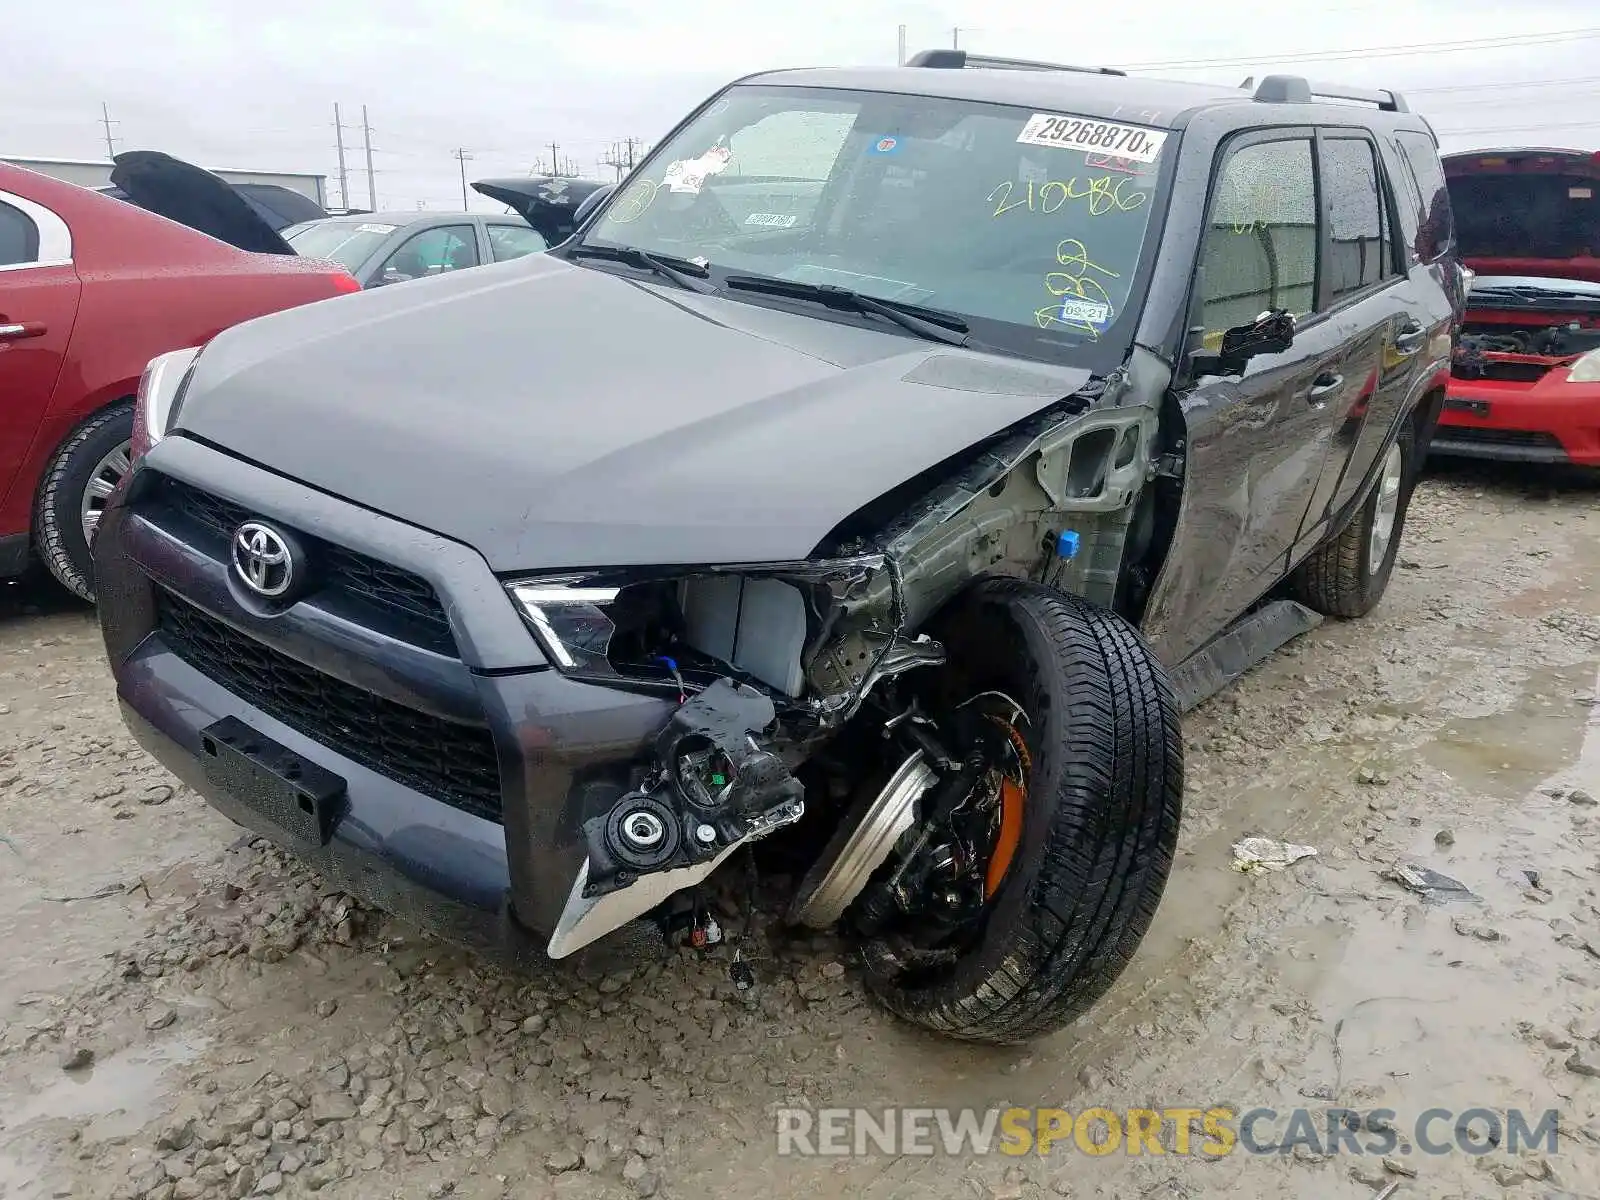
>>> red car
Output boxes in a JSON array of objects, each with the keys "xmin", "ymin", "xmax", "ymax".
[
  {"xmin": 0, "ymin": 156, "xmax": 360, "ymax": 601},
  {"xmin": 1437, "ymin": 148, "xmax": 1600, "ymax": 470}
]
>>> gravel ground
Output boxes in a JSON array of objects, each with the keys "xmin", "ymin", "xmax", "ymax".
[{"xmin": 2, "ymin": 461, "xmax": 1598, "ymax": 1200}]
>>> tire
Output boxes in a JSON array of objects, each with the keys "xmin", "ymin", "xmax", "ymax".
[
  {"xmin": 34, "ymin": 402, "xmax": 135, "ymax": 604},
  {"xmin": 861, "ymin": 580, "xmax": 1184, "ymax": 1044},
  {"xmin": 1289, "ymin": 423, "xmax": 1415, "ymax": 619}
]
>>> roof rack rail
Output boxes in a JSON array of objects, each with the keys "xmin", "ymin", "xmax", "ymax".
[
  {"xmin": 1244, "ymin": 73, "xmax": 1409, "ymax": 113},
  {"xmin": 905, "ymin": 48, "xmax": 1127, "ymax": 77}
]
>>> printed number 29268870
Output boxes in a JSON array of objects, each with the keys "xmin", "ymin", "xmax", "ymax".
[{"xmin": 1015, "ymin": 114, "xmax": 1168, "ymax": 164}]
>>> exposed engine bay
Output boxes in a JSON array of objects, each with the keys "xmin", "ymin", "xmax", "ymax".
[
  {"xmin": 544, "ymin": 359, "xmax": 1173, "ymax": 957},
  {"xmin": 1454, "ymin": 317, "xmax": 1600, "ymax": 379}
]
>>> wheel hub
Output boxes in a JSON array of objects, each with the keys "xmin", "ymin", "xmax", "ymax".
[
  {"xmin": 80, "ymin": 439, "xmax": 133, "ymax": 546},
  {"xmin": 1367, "ymin": 442, "xmax": 1404, "ymax": 573}
]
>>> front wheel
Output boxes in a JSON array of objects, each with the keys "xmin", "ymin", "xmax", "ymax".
[
  {"xmin": 835, "ymin": 581, "xmax": 1185, "ymax": 1044},
  {"xmin": 34, "ymin": 403, "xmax": 135, "ymax": 603},
  {"xmin": 1290, "ymin": 424, "xmax": 1415, "ymax": 619}
]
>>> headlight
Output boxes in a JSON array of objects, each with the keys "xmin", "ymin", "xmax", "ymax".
[
  {"xmin": 1569, "ymin": 347, "xmax": 1600, "ymax": 384},
  {"xmin": 130, "ymin": 346, "xmax": 202, "ymax": 458},
  {"xmin": 506, "ymin": 558, "xmax": 882, "ymax": 696}
]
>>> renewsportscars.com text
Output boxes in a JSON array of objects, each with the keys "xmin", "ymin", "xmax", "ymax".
[{"xmin": 775, "ymin": 1106, "xmax": 1560, "ymax": 1158}]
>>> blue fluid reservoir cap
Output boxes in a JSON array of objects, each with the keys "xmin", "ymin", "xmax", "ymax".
[{"xmin": 1056, "ymin": 530, "xmax": 1080, "ymax": 559}]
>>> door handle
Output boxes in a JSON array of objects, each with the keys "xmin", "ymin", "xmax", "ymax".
[
  {"xmin": 0, "ymin": 321, "xmax": 47, "ymax": 342},
  {"xmin": 1393, "ymin": 322, "xmax": 1427, "ymax": 355},
  {"xmin": 1307, "ymin": 372, "xmax": 1343, "ymax": 403}
]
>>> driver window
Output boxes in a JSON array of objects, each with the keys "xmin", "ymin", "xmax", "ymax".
[
  {"xmin": 1198, "ymin": 138, "xmax": 1320, "ymax": 346},
  {"xmin": 377, "ymin": 225, "xmax": 478, "ymax": 283}
]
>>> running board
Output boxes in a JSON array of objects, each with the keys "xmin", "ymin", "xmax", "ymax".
[{"xmin": 1168, "ymin": 600, "xmax": 1323, "ymax": 712}]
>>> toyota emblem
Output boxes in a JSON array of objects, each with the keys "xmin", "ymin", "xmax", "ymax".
[{"xmin": 231, "ymin": 521, "xmax": 297, "ymax": 598}]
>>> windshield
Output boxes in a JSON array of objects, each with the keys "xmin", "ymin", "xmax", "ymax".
[
  {"xmin": 282, "ymin": 220, "xmax": 398, "ymax": 270},
  {"xmin": 580, "ymin": 84, "xmax": 1172, "ymax": 364}
]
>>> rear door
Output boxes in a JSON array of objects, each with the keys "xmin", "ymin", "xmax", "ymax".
[
  {"xmin": 0, "ymin": 191, "xmax": 81, "ymax": 512},
  {"xmin": 1290, "ymin": 129, "xmax": 1416, "ymax": 551}
]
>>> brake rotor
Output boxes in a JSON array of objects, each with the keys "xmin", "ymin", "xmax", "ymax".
[{"xmin": 787, "ymin": 750, "xmax": 938, "ymax": 929}]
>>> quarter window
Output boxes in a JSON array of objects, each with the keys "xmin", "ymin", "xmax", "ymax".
[
  {"xmin": 0, "ymin": 201, "xmax": 39, "ymax": 267},
  {"xmin": 1198, "ymin": 138, "xmax": 1319, "ymax": 343},
  {"xmin": 1396, "ymin": 131, "xmax": 1454, "ymax": 263},
  {"xmin": 1322, "ymin": 137, "xmax": 1395, "ymax": 299}
]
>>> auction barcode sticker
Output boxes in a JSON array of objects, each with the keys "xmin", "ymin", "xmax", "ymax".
[{"xmin": 1016, "ymin": 114, "xmax": 1168, "ymax": 163}]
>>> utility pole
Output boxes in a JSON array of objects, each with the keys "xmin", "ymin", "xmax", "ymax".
[
  {"xmin": 952, "ymin": 26, "xmax": 961, "ymax": 48},
  {"xmin": 547, "ymin": 142, "xmax": 560, "ymax": 176},
  {"xmin": 360, "ymin": 105, "xmax": 377, "ymax": 210},
  {"xmin": 451, "ymin": 148, "xmax": 473, "ymax": 210},
  {"xmin": 897, "ymin": 24, "xmax": 907, "ymax": 65},
  {"xmin": 332, "ymin": 103, "xmax": 350, "ymax": 210},
  {"xmin": 626, "ymin": 137, "xmax": 637, "ymax": 170},
  {"xmin": 99, "ymin": 102, "xmax": 120, "ymax": 161}
]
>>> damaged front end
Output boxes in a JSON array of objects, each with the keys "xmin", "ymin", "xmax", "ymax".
[{"xmin": 514, "ymin": 363, "xmax": 1168, "ymax": 959}]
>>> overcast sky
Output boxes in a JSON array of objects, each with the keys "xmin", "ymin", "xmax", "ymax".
[{"xmin": 4, "ymin": 0, "xmax": 1598, "ymax": 211}]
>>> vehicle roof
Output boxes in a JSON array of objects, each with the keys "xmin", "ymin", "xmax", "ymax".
[
  {"xmin": 737, "ymin": 64, "xmax": 1432, "ymax": 134},
  {"xmin": 294, "ymin": 210, "xmax": 525, "ymax": 229}
]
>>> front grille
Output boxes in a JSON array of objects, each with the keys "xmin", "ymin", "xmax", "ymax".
[
  {"xmin": 153, "ymin": 478, "xmax": 452, "ymax": 639},
  {"xmin": 156, "ymin": 590, "xmax": 503, "ymax": 823},
  {"xmin": 1438, "ymin": 426, "xmax": 1565, "ymax": 450}
]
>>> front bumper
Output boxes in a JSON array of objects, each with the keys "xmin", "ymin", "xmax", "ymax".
[
  {"xmin": 96, "ymin": 435, "xmax": 682, "ymax": 962},
  {"xmin": 1434, "ymin": 374, "xmax": 1600, "ymax": 466}
]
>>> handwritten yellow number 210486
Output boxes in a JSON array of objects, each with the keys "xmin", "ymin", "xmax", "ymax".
[
  {"xmin": 988, "ymin": 175, "xmax": 1148, "ymax": 219},
  {"xmin": 1034, "ymin": 239, "xmax": 1120, "ymax": 338}
]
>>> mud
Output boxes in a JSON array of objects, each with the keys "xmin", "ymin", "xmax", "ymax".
[{"xmin": 2, "ymin": 461, "xmax": 1598, "ymax": 1200}]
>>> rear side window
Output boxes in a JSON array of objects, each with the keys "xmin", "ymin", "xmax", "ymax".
[
  {"xmin": 486, "ymin": 224, "xmax": 548, "ymax": 262},
  {"xmin": 0, "ymin": 200, "xmax": 39, "ymax": 266},
  {"xmin": 1198, "ymin": 137, "xmax": 1319, "ymax": 342},
  {"xmin": 1321, "ymin": 136, "xmax": 1396, "ymax": 300},
  {"xmin": 1395, "ymin": 132, "xmax": 1453, "ymax": 263}
]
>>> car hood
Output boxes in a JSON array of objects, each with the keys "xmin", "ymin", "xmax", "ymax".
[
  {"xmin": 1444, "ymin": 148, "xmax": 1600, "ymax": 284},
  {"xmin": 472, "ymin": 177, "xmax": 611, "ymax": 244},
  {"xmin": 109, "ymin": 150, "xmax": 295, "ymax": 255},
  {"xmin": 171, "ymin": 254, "xmax": 1092, "ymax": 572}
]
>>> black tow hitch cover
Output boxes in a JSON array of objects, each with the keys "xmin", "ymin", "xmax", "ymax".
[{"xmin": 199, "ymin": 716, "xmax": 348, "ymax": 847}]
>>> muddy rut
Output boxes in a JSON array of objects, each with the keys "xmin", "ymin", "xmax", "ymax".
[{"xmin": 2, "ymin": 462, "xmax": 1598, "ymax": 1200}]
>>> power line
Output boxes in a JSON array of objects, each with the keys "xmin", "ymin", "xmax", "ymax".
[
  {"xmin": 1435, "ymin": 118, "xmax": 1600, "ymax": 137},
  {"xmin": 1119, "ymin": 26, "xmax": 1600, "ymax": 71},
  {"xmin": 1411, "ymin": 74, "xmax": 1600, "ymax": 95}
]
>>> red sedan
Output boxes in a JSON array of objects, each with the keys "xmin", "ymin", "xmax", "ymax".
[
  {"xmin": 0, "ymin": 157, "xmax": 360, "ymax": 601},
  {"xmin": 1437, "ymin": 148, "xmax": 1600, "ymax": 470}
]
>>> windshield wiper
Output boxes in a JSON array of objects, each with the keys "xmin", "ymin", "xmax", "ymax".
[
  {"xmin": 1472, "ymin": 283, "xmax": 1600, "ymax": 305},
  {"xmin": 565, "ymin": 244, "xmax": 716, "ymax": 294},
  {"xmin": 723, "ymin": 274, "xmax": 971, "ymax": 346}
]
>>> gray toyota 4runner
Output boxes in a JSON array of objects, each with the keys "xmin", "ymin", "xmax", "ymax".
[{"xmin": 95, "ymin": 50, "xmax": 1461, "ymax": 1043}]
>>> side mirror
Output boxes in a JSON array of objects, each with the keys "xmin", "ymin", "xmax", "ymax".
[{"xmin": 1193, "ymin": 310, "xmax": 1296, "ymax": 377}]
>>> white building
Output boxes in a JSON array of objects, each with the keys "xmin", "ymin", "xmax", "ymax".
[{"xmin": 0, "ymin": 155, "xmax": 328, "ymax": 206}]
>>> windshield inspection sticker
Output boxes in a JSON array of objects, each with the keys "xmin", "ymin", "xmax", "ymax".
[
  {"xmin": 868, "ymin": 136, "xmax": 900, "ymax": 155},
  {"xmin": 1056, "ymin": 297, "xmax": 1112, "ymax": 327},
  {"xmin": 1571, "ymin": 186, "xmax": 1593, "ymax": 199},
  {"xmin": 744, "ymin": 212, "xmax": 798, "ymax": 228},
  {"xmin": 663, "ymin": 144, "xmax": 732, "ymax": 194},
  {"xmin": 1016, "ymin": 114, "xmax": 1168, "ymax": 163}
]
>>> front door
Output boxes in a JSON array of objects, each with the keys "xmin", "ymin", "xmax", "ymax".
[{"xmin": 1142, "ymin": 130, "xmax": 1338, "ymax": 665}]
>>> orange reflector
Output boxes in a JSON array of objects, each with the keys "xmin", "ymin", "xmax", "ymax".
[{"xmin": 985, "ymin": 778, "xmax": 1026, "ymax": 898}]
